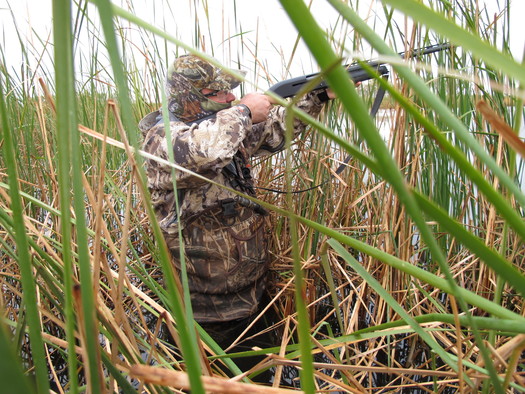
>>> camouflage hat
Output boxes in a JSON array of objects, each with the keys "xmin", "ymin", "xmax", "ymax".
[
  {"xmin": 139, "ymin": 54, "xmax": 246, "ymax": 129},
  {"xmin": 168, "ymin": 54, "xmax": 246, "ymax": 91}
]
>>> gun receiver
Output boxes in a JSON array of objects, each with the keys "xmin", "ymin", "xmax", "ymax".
[{"xmin": 268, "ymin": 43, "xmax": 450, "ymax": 99}]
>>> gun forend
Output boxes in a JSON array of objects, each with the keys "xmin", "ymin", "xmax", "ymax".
[{"xmin": 268, "ymin": 63, "xmax": 389, "ymax": 99}]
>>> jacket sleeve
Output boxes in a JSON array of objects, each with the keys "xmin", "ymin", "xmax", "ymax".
[
  {"xmin": 242, "ymin": 91, "xmax": 326, "ymax": 157},
  {"xmin": 142, "ymin": 105, "xmax": 252, "ymax": 190}
]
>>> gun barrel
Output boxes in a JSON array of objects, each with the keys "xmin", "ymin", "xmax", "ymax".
[{"xmin": 400, "ymin": 42, "xmax": 451, "ymax": 58}]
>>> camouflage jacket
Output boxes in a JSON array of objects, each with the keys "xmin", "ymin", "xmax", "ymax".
[{"xmin": 140, "ymin": 92, "xmax": 325, "ymax": 322}]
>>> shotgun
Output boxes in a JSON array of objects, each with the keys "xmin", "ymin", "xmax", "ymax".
[{"xmin": 268, "ymin": 43, "xmax": 450, "ymax": 99}]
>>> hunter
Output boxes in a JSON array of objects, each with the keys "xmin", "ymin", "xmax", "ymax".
[{"xmin": 139, "ymin": 54, "xmax": 334, "ymax": 323}]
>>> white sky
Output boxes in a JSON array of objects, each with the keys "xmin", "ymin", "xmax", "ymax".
[{"xmin": 0, "ymin": 0, "xmax": 524, "ymax": 90}]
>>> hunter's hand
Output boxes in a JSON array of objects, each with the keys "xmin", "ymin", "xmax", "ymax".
[
  {"xmin": 239, "ymin": 93, "xmax": 272, "ymax": 124},
  {"xmin": 326, "ymin": 88, "xmax": 336, "ymax": 99}
]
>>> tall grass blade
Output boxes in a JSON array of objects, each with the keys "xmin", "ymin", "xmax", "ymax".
[
  {"xmin": 0, "ymin": 317, "xmax": 34, "ymax": 393},
  {"xmin": 284, "ymin": 103, "xmax": 316, "ymax": 393},
  {"xmin": 53, "ymin": 0, "xmax": 101, "ymax": 390},
  {"xmin": 0, "ymin": 75, "xmax": 48, "ymax": 393}
]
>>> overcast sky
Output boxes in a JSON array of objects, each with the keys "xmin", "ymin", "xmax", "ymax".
[{"xmin": 1, "ymin": 0, "xmax": 524, "ymax": 89}]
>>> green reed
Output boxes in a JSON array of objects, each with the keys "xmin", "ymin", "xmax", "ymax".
[{"xmin": 0, "ymin": 63, "xmax": 48, "ymax": 394}]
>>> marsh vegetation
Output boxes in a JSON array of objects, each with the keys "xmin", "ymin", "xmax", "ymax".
[{"xmin": 1, "ymin": 0, "xmax": 524, "ymax": 392}]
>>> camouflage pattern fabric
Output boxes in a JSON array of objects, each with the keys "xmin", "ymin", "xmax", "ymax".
[
  {"xmin": 140, "ymin": 56, "xmax": 326, "ymax": 322},
  {"xmin": 163, "ymin": 205, "xmax": 268, "ymax": 322},
  {"xmin": 168, "ymin": 54, "xmax": 246, "ymax": 91}
]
